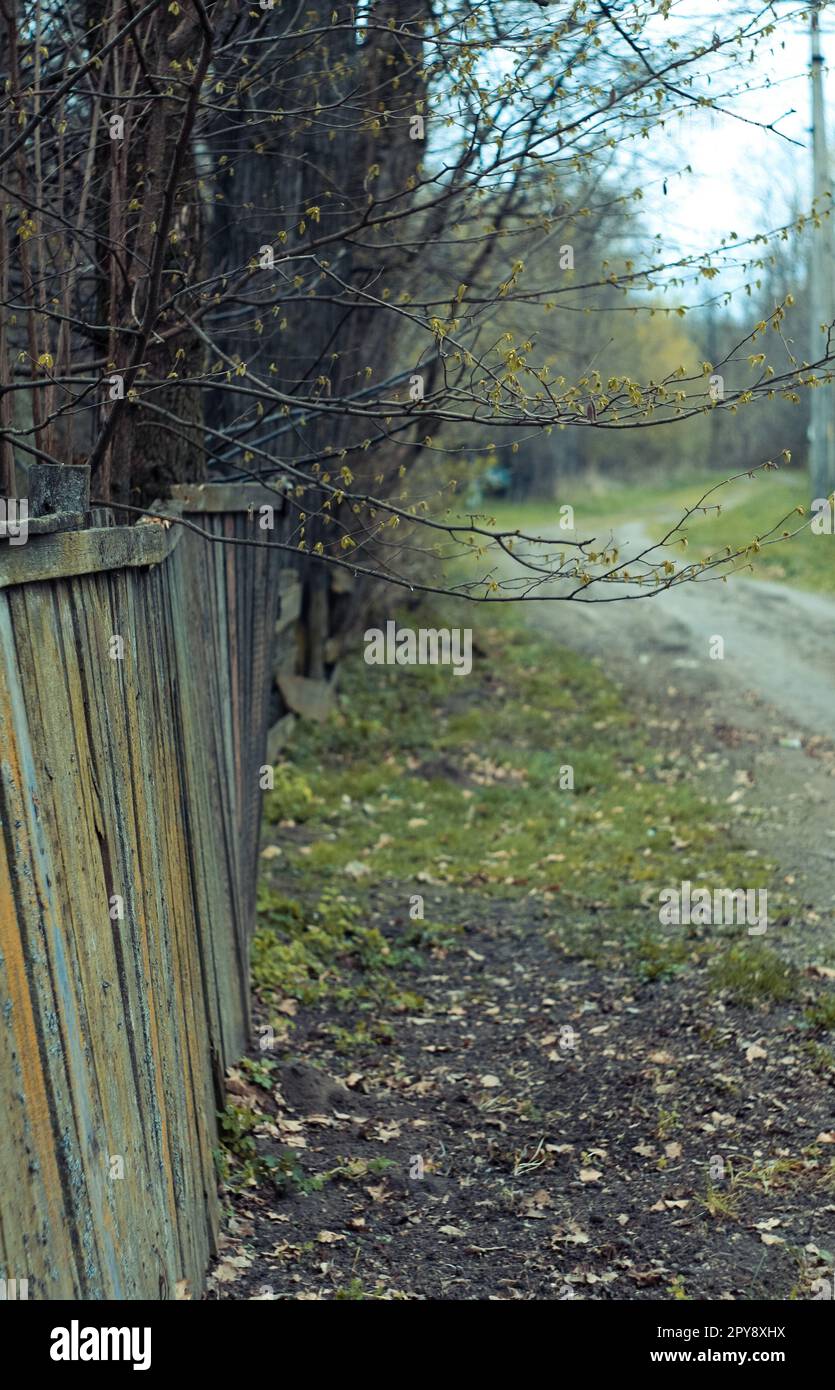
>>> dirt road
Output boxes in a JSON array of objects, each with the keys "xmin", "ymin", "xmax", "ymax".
[
  {"xmin": 539, "ymin": 529, "xmax": 835, "ymax": 939},
  {"xmin": 549, "ymin": 529, "xmax": 835, "ymax": 739}
]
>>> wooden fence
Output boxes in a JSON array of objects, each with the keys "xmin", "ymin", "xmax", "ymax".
[{"xmin": 0, "ymin": 482, "xmax": 291, "ymax": 1299}]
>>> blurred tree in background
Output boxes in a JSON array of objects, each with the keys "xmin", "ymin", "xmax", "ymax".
[{"xmin": 0, "ymin": 1, "xmax": 829, "ymax": 616}]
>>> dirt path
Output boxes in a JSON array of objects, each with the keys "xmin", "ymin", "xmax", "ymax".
[
  {"xmin": 210, "ymin": 883, "xmax": 835, "ymax": 1302},
  {"xmin": 207, "ymin": 576, "xmax": 835, "ymax": 1303},
  {"xmin": 551, "ymin": 525, "xmax": 835, "ymax": 739},
  {"xmin": 542, "ymin": 535, "xmax": 835, "ymax": 954}
]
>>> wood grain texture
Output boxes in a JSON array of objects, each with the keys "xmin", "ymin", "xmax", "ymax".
[{"xmin": 0, "ymin": 487, "xmax": 290, "ymax": 1299}]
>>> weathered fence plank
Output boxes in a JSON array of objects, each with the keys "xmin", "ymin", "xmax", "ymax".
[
  {"xmin": 0, "ymin": 521, "xmax": 176, "ymax": 590},
  {"xmin": 0, "ymin": 483, "xmax": 290, "ymax": 1299}
]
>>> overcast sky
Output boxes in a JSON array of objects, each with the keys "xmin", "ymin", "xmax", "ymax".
[{"xmin": 642, "ymin": 3, "xmax": 835, "ymax": 256}]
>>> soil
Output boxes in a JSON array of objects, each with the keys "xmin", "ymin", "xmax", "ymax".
[
  {"xmin": 208, "ymin": 878, "xmax": 835, "ymax": 1302},
  {"xmin": 207, "ymin": 566, "xmax": 835, "ymax": 1302}
]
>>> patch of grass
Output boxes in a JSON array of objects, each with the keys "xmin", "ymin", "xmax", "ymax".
[
  {"xmin": 327, "ymin": 1157, "xmax": 396, "ymax": 1182},
  {"xmin": 802, "ymin": 1040, "xmax": 835, "ymax": 1075},
  {"xmin": 656, "ymin": 1106, "xmax": 680, "ymax": 1140},
  {"xmin": 259, "ymin": 606, "xmax": 772, "ymax": 991},
  {"xmin": 678, "ymin": 473, "xmax": 830, "ymax": 593},
  {"xmin": 460, "ymin": 471, "xmax": 728, "ymax": 537},
  {"xmin": 701, "ymin": 1184, "xmax": 741, "ymax": 1221},
  {"xmin": 320, "ymin": 1019, "xmax": 397, "ymax": 1053},
  {"xmin": 333, "ymin": 1278, "xmax": 400, "ymax": 1300},
  {"xmin": 240, "ymin": 1055, "xmax": 279, "ymax": 1089},
  {"xmin": 475, "ymin": 469, "xmax": 832, "ymax": 594},
  {"xmin": 701, "ymin": 1154, "xmax": 809, "ymax": 1220},
  {"xmin": 632, "ymin": 934, "xmax": 693, "ymax": 981},
  {"xmin": 334, "ymin": 1278, "xmax": 369, "ymax": 1300},
  {"xmin": 804, "ymin": 991, "xmax": 835, "ymax": 1032},
  {"xmin": 263, "ymin": 764, "xmax": 319, "ymax": 823},
  {"xmin": 709, "ymin": 943, "xmax": 800, "ymax": 1006},
  {"xmin": 252, "ymin": 887, "xmax": 413, "ymax": 1011},
  {"xmin": 216, "ymin": 1101, "xmax": 259, "ymax": 1161},
  {"xmin": 251, "ymin": 883, "xmax": 428, "ymax": 1047},
  {"xmin": 743, "ymin": 1157, "xmax": 803, "ymax": 1193}
]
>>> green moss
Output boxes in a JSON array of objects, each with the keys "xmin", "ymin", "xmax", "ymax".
[
  {"xmin": 269, "ymin": 621, "xmax": 763, "ymax": 912},
  {"xmin": 251, "ymin": 885, "xmax": 427, "ymax": 1027},
  {"xmin": 263, "ymin": 765, "xmax": 318, "ymax": 823},
  {"xmin": 257, "ymin": 604, "xmax": 777, "ymax": 999},
  {"xmin": 631, "ymin": 934, "xmax": 693, "ymax": 980},
  {"xmin": 804, "ymin": 991, "xmax": 835, "ymax": 1032},
  {"xmin": 709, "ymin": 943, "xmax": 800, "ymax": 1005}
]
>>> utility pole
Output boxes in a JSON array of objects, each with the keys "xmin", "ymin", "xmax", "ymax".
[{"xmin": 808, "ymin": 3, "xmax": 835, "ymax": 499}]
